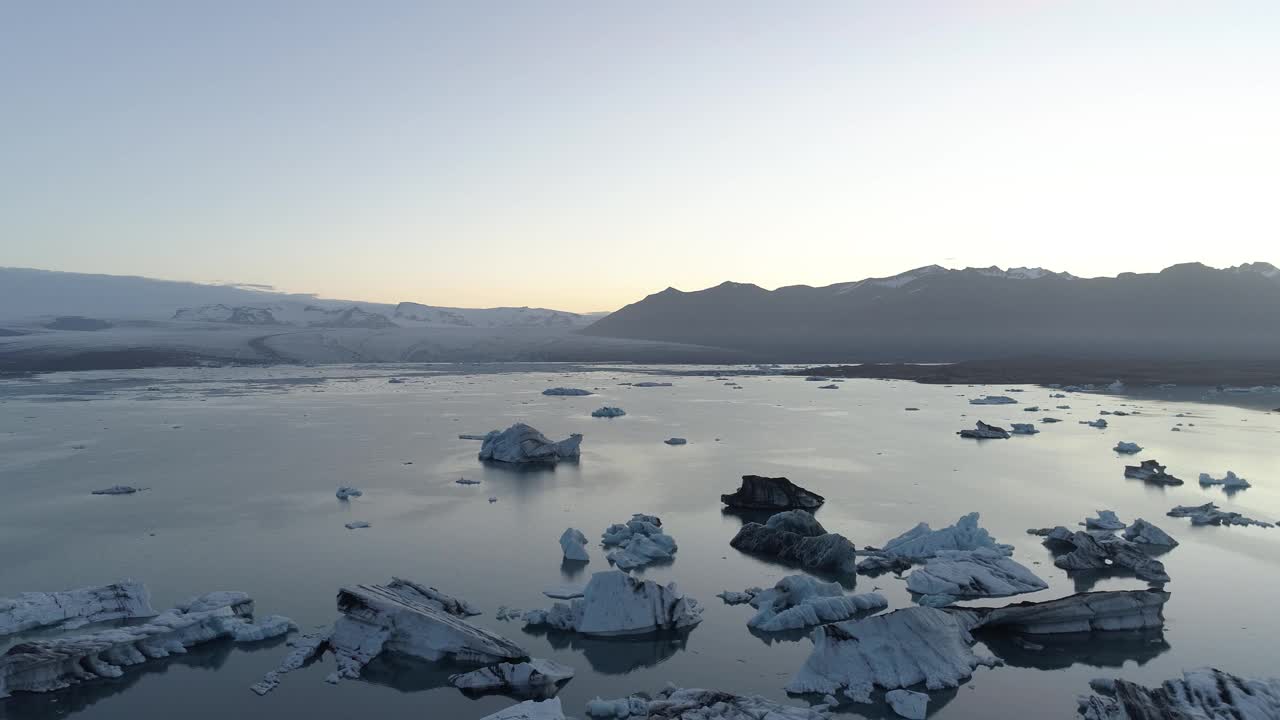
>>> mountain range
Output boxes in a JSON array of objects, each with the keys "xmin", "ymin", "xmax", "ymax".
[{"xmin": 582, "ymin": 262, "xmax": 1280, "ymax": 362}]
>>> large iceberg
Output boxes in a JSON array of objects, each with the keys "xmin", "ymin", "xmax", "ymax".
[
  {"xmin": 559, "ymin": 528, "xmax": 590, "ymax": 562},
  {"xmin": 1123, "ymin": 460, "xmax": 1183, "ymax": 486},
  {"xmin": 522, "ymin": 570, "xmax": 702, "ymax": 637},
  {"xmin": 1198, "ymin": 470, "xmax": 1251, "ymax": 489},
  {"xmin": 858, "ymin": 512, "xmax": 1012, "ymax": 574},
  {"xmin": 1122, "ymin": 519, "xmax": 1178, "ymax": 547},
  {"xmin": 726, "ymin": 575, "xmax": 886, "ymax": 632},
  {"xmin": 905, "ymin": 549, "xmax": 1048, "ymax": 605},
  {"xmin": 1, "ymin": 591, "xmax": 291, "ymax": 698},
  {"xmin": 1078, "ymin": 667, "xmax": 1280, "ymax": 720},
  {"xmin": 448, "ymin": 658, "xmax": 575, "ymax": 699},
  {"xmin": 721, "ymin": 475, "xmax": 825, "ymax": 511},
  {"xmin": 1167, "ymin": 503, "xmax": 1274, "ymax": 528},
  {"xmin": 1044, "ymin": 530, "xmax": 1170, "ymax": 583},
  {"xmin": 600, "ymin": 514, "xmax": 677, "ymax": 571},
  {"xmin": 480, "ymin": 423, "xmax": 583, "ymax": 465},
  {"xmin": 730, "ymin": 511, "xmax": 857, "ymax": 574},
  {"xmin": 954, "ymin": 589, "xmax": 1168, "ymax": 634},
  {"xmin": 1, "ymin": 581, "xmax": 155, "ymax": 636},
  {"xmin": 957, "ymin": 421, "xmax": 1011, "ymax": 439}
]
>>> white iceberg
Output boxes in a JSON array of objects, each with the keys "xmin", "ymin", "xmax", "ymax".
[
  {"xmin": 600, "ymin": 515, "xmax": 676, "ymax": 571},
  {"xmin": 559, "ymin": 528, "xmax": 590, "ymax": 562},
  {"xmin": 249, "ymin": 631, "xmax": 330, "ymax": 695},
  {"xmin": 448, "ymin": 658, "xmax": 575, "ymax": 699},
  {"xmin": 736, "ymin": 576, "xmax": 886, "ymax": 632},
  {"xmin": 480, "ymin": 423, "xmax": 583, "ymax": 465},
  {"xmin": 1078, "ymin": 668, "xmax": 1280, "ymax": 720},
  {"xmin": 886, "ymin": 689, "xmax": 929, "ymax": 719},
  {"xmin": 905, "ymin": 548, "xmax": 1048, "ymax": 604},
  {"xmin": 0, "ymin": 581, "xmax": 155, "ymax": 637},
  {"xmin": 868, "ymin": 512, "xmax": 1013, "ymax": 567},
  {"xmin": 522, "ymin": 570, "xmax": 702, "ymax": 637}
]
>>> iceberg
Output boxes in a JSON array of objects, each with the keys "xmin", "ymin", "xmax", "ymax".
[
  {"xmin": 542, "ymin": 388, "xmax": 593, "ymax": 396},
  {"xmin": 0, "ymin": 581, "xmax": 155, "ymax": 636},
  {"xmin": 1, "ymin": 591, "xmax": 291, "ymax": 698},
  {"xmin": 721, "ymin": 475, "xmax": 825, "ymax": 511},
  {"xmin": 632, "ymin": 382, "xmax": 672, "ymax": 388},
  {"xmin": 1078, "ymin": 668, "xmax": 1280, "ymax": 720},
  {"xmin": 1198, "ymin": 471, "xmax": 1251, "ymax": 489},
  {"xmin": 726, "ymin": 575, "xmax": 886, "ymax": 632},
  {"xmin": 1167, "ymin": 503, "xmax": 1274, "ymax": 528},
  {"xmin": 344, "ymin": 521, "xmax": 370, "ymax": 530},
  {"xmin": 448, "ymin": 658, "xmax": 575, "ymax": 699},
  {"xmin": 1010, "ymin": 423, "xmax": 1039, "ymax": 435},
  {"xmin": 956, "ymin": 588, "xmax": 1168, "ymax": 634},
  {"xmin": 91, "ymin": 485, "xmax": 142, "ymax": 495},
  {"xmin": 249, "ymin": 631, "xmax": 330, "ymax": 695},
  {"xmin": 905, "ymin": 549, "xmax": 1048, "ymax": 604},
  {"xmin": 1123, "ymin": 460, "xmax": 1183, "ymax": 486},
  {"xmin": 730, "ymin": 512, "xmax": 857, "ymax": 575},
  {"xmin": 818, "ymin": 384, "xmax": 839, "ymax": 389},
  {"xmin": 590, "ymin": 406, "xmax": 626, "ymax": 418},
  {"xmin": 1122, "ymin": 519, "xmax": 1178, "ymax": 547},
  {"xmin": 886, "ymin": 689, "xmax": 929, "ymax": 719},
  {"xmin": 522, "ymin": 570, "xmax": 702, "ymax": 637},
  {"xmin": 1081, "ymin": 510, "xmax": 1126, "ymax": 531},
  {"xmin": 600, "ymin": 514, "xmax": 676, "ymax": 571},
  {"xmin": 559, "ymin": 528, "xmax": 590, "ymax": 562},
  {"xmin": 1112, "ymin": 442, "xmax": 1142, "ymax": 454},
  {"xmin": 480, "ymin": 423, "xmax": 583, "ymax": 465},
  {"xmin": 1081, "ymin": 419, "xmax": 1108, "ymax": 429},
  {"xmin": 969, "ymin": 396, "xmax": 1018, "ymax": 405},
  {"xmin": 1045, "ymin": 530, "xmax": 1169, "ymax": 583},
  {"xmin": 663, "ymin": 437, "xmax": 687, "ymax": 445},
  {"xmin": 858, "ymin": 512, "xmax": 1012, "ymax": 574},
  {"xmin": 587, "ymin": 687, "xmax": 830, "ymax": 719},
  {"xmin": 336, "ymin": 486, "xmax": 363, "ymax": 499},
  {"xmin": 957, "ymin": 421, "xmax": 1011, "ymax": 439},
  {"xmin": 481, "ymin": 698, "xmax": 566, "ymax": 720}
]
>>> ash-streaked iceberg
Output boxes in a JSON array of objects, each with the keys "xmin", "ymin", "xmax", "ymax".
[
  {"xmin": 448, "ymin": 658, "xmax": 575, "ymax": 699},
  {"xmin": 730, "ymin": 511, "xmax": 857, "ymax": 575},
  {"xmin": 721, "ymin": 475, "xmax": 825, "ymax": 511}
]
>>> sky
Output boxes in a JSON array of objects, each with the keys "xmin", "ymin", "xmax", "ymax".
[{"xmin": 2, "ymin": 1, "xmax": 1277, "ymax": 312}]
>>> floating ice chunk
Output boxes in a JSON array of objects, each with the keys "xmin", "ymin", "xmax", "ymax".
[
  {"xmin": 721, "ymin": 475, "xmax": 825, "ymax": 511},
  {"xmin": 1077, "ymin": 667, "xmax": 1280, "ymax": 720},
  {"xmin": 1198, "ymin": 471, "xmax": 1251, "ymax": 489},
  {"xmin": 805, "ymin": 377, "xmax": 829, "ymax": 382},
  {"xmin": 954, "ymin": 588, "xmax": 1168, "ymax": 634},
  {"xmin": 585, "ymin": 694, "xmax": 650, "ymax": 718},
  {"xmin": 785, "ymin": 606, "xmax": 998, "ymax": 703},
  {"xmin": 1010, "ymin": 423, "xmax": 1039, "ymax": 435},
  {"xmin": 969, "ymin": 396, "xmax": 1018, "ymax": 405},
  {"xmin": 906, "ymin": 548, "xmax": 1048, "ymax": 603},
  {"xmin": 818, "ymin": 384, "xmax": 839, "ymax": 389},
  {"xmin": 522, "ymin": 570, "xmax": 702, "ymax": 637},
  {"xmin": 590, "ymin": 407, "xmax": 626, "ymax": 418},
  {"xmin": 663, "ymin": 437, "xmax": 687, "ymax": 445},
  {"xmin": 1123, "ymin": 519, "xmax": 1178, "ymax": 547},
  {"xmin": 459, "ymin": 434, "xmax": 488, "ymax": 440},
  {"xmin": 336, "ymin": 486, "xmax": 363, "ymax": 499},
  {"xmin": 1041, "ymin": 417, "xmax": 1062, "ymax": 423},
  {"xmin": 1081, "ymin": 510, "xmax": 1127, "ymax": 531},
  {"xmin": 716, "ymin": 589, "xmax": 760, "ymax": 605},
  {"xmin": 737, "ymin": 575, "xmax": 886, "ymax": 632},
  {"xmin": 1112, "ymin": 442, "xmax": 1142, "ymax": 454},
  {"xmin": 91, "ymin": 485, "xmax": 143, "ymax": 495},
  {"xmin": 1045, "ymin": 531, "xmax": 1169, "ymax": 583},
  {"xmin": 480, "ymin": 697, "xmax": 566, "ymax": 720},
  {"xmin": 1124, "ymin": 459, "xmax": 1183, "ymax": 485},
  {"xmin": 480, "ymin": 423, "xmax": 582, "ymax": 465},
  {"xmin": 542, "ymin": 585, "xmax": 584, "ymax": 600},
  {"xmin": 1167, "ymin": 503, "xmax": 1273, "ymax": 528},
  {"xmin": 559, "ymin": 528, "xmax": 590, "ymax": 562},
  {"xmin": 647, "ymin": 687, "xmax": 830, "ymax": 718},
  {"xmin": 448, "ymin": 659, "xmax": 575, "ymax": 699},
  {"xmin": 1, "ymin": 591, "xmax": 291, "ymax": 698},
  {"xmin": 456, "ymin": 477, "xmax": 480, "ymax": 485},
  {"xmin": 542, "ymin": 388, "xmax": 593, "ymax": 396},
  {"xmin": 886, "ymin": 689, "xmax": 929, "ymax": 719},
  {"xmin": 490, "ymin": 496, "xmax": 499, "ymax": 503},
  {"xmin": 632, "ymin": 382, "xmax": 672, "ymax": 388},
  {"xmin": 345, "ymin": 521, "xmax": 370, "ymax": 530},
  {"xmin": 957, "ymin": 421, "xmax": 1011, "ymax": 439},
  {"xmin": 324, "ymin": 579, "xmax": 524, "ymax": 684},
  {"xmin": 0, "ymin": 581, "xmax": 155, "ymax": 636},
  {"xmin": 600, "ymin": 514, "xmax": 676, "ymax": 570},
  {"xmin": 1081, "ymin": 419, "xmax": 1108, "ymax": 429},
  {"xmin": 249, "ymin": 631, "xmax": 329, "ymax": 695},
  {"xmin": 882, "ymin": 512, "xmax": 1012, "ymax": 561},
  {"xmin": 730, "ymin": 513, "xmax": 857, "ymax": 574}
]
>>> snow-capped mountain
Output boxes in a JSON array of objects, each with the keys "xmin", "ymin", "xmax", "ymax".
[{"xmin": 393, "ymin": 302, "xmax": 598, "ymax": 329}]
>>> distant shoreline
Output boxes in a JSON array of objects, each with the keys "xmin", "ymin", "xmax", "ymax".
[{"xmin": 790, "ymin": 358, "xmax": 1280, "ymax": 387}]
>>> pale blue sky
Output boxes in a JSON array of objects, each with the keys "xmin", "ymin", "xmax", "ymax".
[{"xmin": 2, "ymin": 1, "xmax": 1277, "ymax": 311}]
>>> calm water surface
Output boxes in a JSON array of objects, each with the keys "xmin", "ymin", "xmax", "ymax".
[{"xmin": 1, "ymin": 364, "xmax": 1277, "ymax": 719}]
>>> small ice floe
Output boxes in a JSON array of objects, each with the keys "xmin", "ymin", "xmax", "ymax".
[
  {"xmin": 459, "ymin": 433, "xmax": 488, "ymax": 440},
  {"xmin": 542, "ymin": 387, "xmax": 593, "ymax": 396},
  {"xmin": 663, "ymin": 437, "xmax": 687, "ymax": 445},
  {"xmin": 969, "ymin": 395, "xmax": 1018, "ymax": 405},
  {"xmin": 957, "ymin": 421, "xmax": 1010, "ymax": 439},
  {"xmin": 716, "ymin": 589, "xmax": 759, "ymax": 605},
  {"xmin": 1198, "ymin": 471, "xmax": 1251, "ymax": 490},
  {"xmin": 1049, "ymin": 393, "xmax": 1067, "ymax": 398},
  {"xmin": 1081, "ymin": 419, "xmax": 1108, "ymax": 429},
  {"xmin": 1167, "ymin": 503, "xmax": 1274, "ymax": 528},
  {"xmin": 1078, "ymin": 668, "xmax": 1280, "ymax": 720},
  {"xmin": 1041, "ymin": 417, "xmax": 1062, "ymax": 423},
  {"xmin": 721, "ymin": 576, "xmax": 887, "ymax": 632},
  {"xmin": 587, "ymin": 687, "xmax": 829, "ymax": 719},
  {"xmin": 730, "ymin": 510, "xmax": 858, "ymax": 575},
  {"xmin": 1010, "ymin": 423, "xmax": 1039, "ymax": 435},
  {"xmin": 559, "ymin": 528, "xmax": 589, "ymax": 562},
  {"xmin": 632, "ymin": 382, "xmax": 672, "ymax": 388},
  {"xmin": 1122, "ymin": 518, "xmax": 1178, "ymax": 547},
  {"xmin": 387, "ymin": 378, "xmax": 404, "ymax": 384},
  {"xmin": 0, "ymin": 580, "xmax": 155, "ymax": 636},
  {"xmin": 1022, "ymin": 406, "xmax": 1041, "ymax": 412},
  {"xmin": 249, "ymin": 631, "xmax": 330, "ymax": 695},
  {"xmin": 721, "ymin": 474, "xmax": 825, "ymax": 511},
  {"xmin": 522, "ymin": 570, "xmax": 702, "ymax": 636},
  {"xmin": 336, "ymin": 486, "xmax": 363, "ymax": 500},
  {"xmin": 818, "ymin": 384, "xmax": 839, "ymax": 390},
  {"xmin": 1113, "ymin": 441, "xmax": 1142, "ymax": 454},
  {"xmin": 1124, "ymin": 460, "xmax": 1183, "ymax": 486},
  {"xmin": 600, "ymin": 514, "xmax": 676, "ymax": 570},
  {"xmin": 91, "ymin": 485, "xmax": 143, "ymax": 495},
  {"xmin": 344, "ymin": 521, "xmax": 371, "ymax": 530},
  {"xmin": 489, "ymin": 496, "xmax": 499, "ymax": 503},
  {"xmin": 805, "ymin": 377, "xmax": 829, "ymax": 382},
  {"xmin": 1170, "ymin": 426, "xmax": 1181, "ymax": 432},
  {"xmin": 479, "ymin": 423, "xmax": 583, "ymax": 465},
  {"xmin": 1039, "ymin": 529, "xmax": 1169, "ymax": 583},
  {"xmin": 3, "ymin": 590, "xmax": 291, "ymax": 697},
  {"xmin": 591, "ymin": 407, "xmax": 626, "ymax": 418},
  {"xmin": 857, "ymin": 512, "xmax": 1012, "ymax": 574},
  {"xmin": 448, "ymin": 659, "xmax": 575, "ymax": 700},
  {"xmin": 542, "ymin": 585, "xmax": 585, "ymax": 600},
  {"xmin": 1081, "ymin": 510, "xmax": 1127, "ymax": 531},
  {"xmin": 953, "ymin": 588, "xmax": 1168, "ymax": 634},
  {"xmin": 886, "ymin": 689, "xmax": 929, "ymax": 720},
  {"xmin": 905, "ymin": 548, "xmax": 1048, "ymax": 606},
  {"xmin": 456, "ymin": 477, "xmax": 480, "ymax": 485},
  {"xmin": 480, "ymin": 697, "xmax": 566, "ymax": 719}
]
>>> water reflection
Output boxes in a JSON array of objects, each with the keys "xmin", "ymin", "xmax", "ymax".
[
  {"xmin": 519, "ymin": 627, "xmax": 691, "ymax": 675},
  {"xmin": 977, "ymin": 628, "xmax": 1170, "ymax": 670}
]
